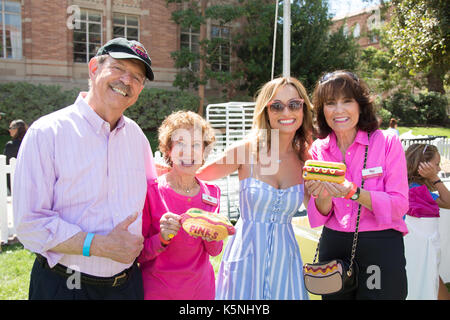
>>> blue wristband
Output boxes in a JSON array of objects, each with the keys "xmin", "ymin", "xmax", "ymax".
[{"xmin": 82, "ymin": 233, "xmax": 95, "ymax": 257}]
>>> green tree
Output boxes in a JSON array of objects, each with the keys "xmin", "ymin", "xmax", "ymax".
[
  {"xmin": 233, "ymin": 0, "xmax": 278, "ymax": 95},
  {"xmin": 356, "ymin": 46, "xmax": 422, "ymax": 94},
  {"xmin": 235, "ymin": 0, "xmax": 360, "ymax": 95},
  {"xmin": 166, "ymin": 0, "xmax": 243, "ymax": 114},
  {"xmin": 168, "ymin": 0, "xmax": 361, "ymax": 101},
  {"xmin": 384, "ymin": 0, "xmax": 449, "ymax": 93}
]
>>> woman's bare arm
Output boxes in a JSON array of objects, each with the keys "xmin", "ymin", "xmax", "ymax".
[{"xmin": 197, "ymin": 141, "xmax": 249, "ymax": 181}]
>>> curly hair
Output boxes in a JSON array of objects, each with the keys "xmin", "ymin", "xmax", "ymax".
[
  {"xmin": 312, "ymin": 70, "xmax": 379, "ymax": 139},
  {"xmin": 158, "ymin": 111, "xmax": 216, "ymax": 167}
]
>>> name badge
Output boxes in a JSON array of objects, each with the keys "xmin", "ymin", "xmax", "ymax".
[
  {"xmin": 202, "ymin": 193, "xmax": 218, "ymax": 206},
  {"xmin": 362, "ymin": 166, "xmax": 383, "ymax": 179}
]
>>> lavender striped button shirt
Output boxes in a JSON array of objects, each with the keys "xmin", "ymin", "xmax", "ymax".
[{"xmin": 13, "ymin": 92, "xmax": 157, "ymax": 277}]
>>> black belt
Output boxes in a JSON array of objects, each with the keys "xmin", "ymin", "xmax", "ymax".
[{"xmin": 36, "ymin": 254, "xmax": 133, "ymax": 287}]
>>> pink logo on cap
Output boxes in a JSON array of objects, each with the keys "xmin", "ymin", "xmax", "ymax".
[{"xmin": 131, "ymin": 43, "xmax": 149, "ymax": 60}]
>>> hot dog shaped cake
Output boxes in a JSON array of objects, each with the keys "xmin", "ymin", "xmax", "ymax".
[
  {"xmin": 180, "ymin": 208, "xmax": 236, "ymax": 241},
  {"xmin": 303, "ymin": 160, "xmax": 346, "ymax": 183}
]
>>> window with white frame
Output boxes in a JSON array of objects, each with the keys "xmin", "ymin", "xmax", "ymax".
[
  {"xmin": 210, "ymin": 25, "xmax": 230, "ymax": 72},
  {"xmin": 73, "ymin": 10, "xmax": 102, "ymax": 63},
  {"xmin": 180, "ymin": 26, "xmax": 199, "ymax": 71},
  {"xmin": 0, "ymin": 0, "xmax": 22, "ymax": 59},
  {"xmin": 113, "ymin": 14, "xmax": 139, "ymax": 41},
  {"xmin": 367, "ymin": 14, "xmax": 379, "ymax": 44},
  {"xmin": 342, "ymin": 23, "xmax": 349, "ymax": 38},
  {"xmin": 353, "ymin": 23, "xmax": 360, "ymax": 38}
]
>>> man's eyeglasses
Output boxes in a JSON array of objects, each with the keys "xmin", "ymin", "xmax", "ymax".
[
  {"xmin": 267, "ymin": 99, "xmax": 304, "ymax": 113},
  {"xmin": 319, "ymin": 71, "xmax": 359, "ymax": 84},
  {"xmin": 9, "ymin": 126, "xmax": 16, "ymax": 130}
]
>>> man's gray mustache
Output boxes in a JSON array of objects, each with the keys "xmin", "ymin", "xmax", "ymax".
[{"xmin": 111, "ymin": 81, "xmax": 131, "ymax": 96}]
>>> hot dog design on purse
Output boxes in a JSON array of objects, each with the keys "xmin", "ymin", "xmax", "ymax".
[
  {"xmin": 303, "ymin": 260, "xmax": 346, "ymax": 295},
  {"xmin": 180, "ymin": 208, "xmax": 236, "ymax": 241},
  {"xmin": 302, "ymin": 160, "xmax": 346, "ymax": 184}
]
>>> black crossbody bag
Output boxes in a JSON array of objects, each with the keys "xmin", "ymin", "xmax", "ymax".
[{"xmin": 303, "ymin": 138, "xmax": 369, "ymax": 296}]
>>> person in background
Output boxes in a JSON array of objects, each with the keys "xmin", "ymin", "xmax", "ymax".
[
  {"xmin": 4, "ymin": 119, "xmax": 28, "ymax": 194},
  {"xmin": 138, "ymin": 111, "xmax": 222, "ymax": 300},
  {"xmin": 404, "ymin": 143, "xmax": 450, "ymax": 300},
  {"xmin": 198, "ymin": 76, "xmax": 313, "ymax": 300},
  {"xmin": 13, "ymin": 38, "xmax": 157, "ymax": 300},
  {"xmin": 385, "ymin": 118, "xmax": 399, "ymax": 136},
  {"xmin": 305, "ymin": 70, "xmax": 409, "ymax": 299},
  {"xmin": 4, "ymin": 119, "xmax": 27, "ymax": 163}
]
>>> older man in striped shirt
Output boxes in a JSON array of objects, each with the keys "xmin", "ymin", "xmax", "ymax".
[{"xmin": 13, "ymin": 38, "xmax": 157, "ymax": 300}]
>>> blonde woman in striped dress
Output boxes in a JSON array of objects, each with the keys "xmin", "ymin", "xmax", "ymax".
[{"xmin": 197, "ymin": 77, "xmax": 313, "ymax": 299}]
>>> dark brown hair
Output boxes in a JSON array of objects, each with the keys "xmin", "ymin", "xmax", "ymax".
[
  {"xmin": 10, "ymin": 119, "xmax": 28, "ymax": 141},
  {"xmin": 312, "ymin": 70, "xmax": 379, "ymax": 139},
  {"xmin": 389, "ymin": 118, "xmax": 397, "ymax": 128}
]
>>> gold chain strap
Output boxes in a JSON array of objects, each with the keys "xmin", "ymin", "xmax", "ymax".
[{"xmin": 312, "ymin": 133, "xmax": 370, "ymax": 277}]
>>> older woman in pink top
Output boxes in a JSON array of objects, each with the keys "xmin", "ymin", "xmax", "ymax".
[
  {"xmin": 138, "ymin": 111, "xmax": 222, "ymax": 300},
  {"xmin": 305, "ymin": 71, "xmax": 409, "ymax": 300}
]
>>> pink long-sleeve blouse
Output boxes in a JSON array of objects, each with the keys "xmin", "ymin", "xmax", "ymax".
[
  {"xmin": 307, "ymin": 129, "xmax": 409, "ymax": 235},
  {"xmin": 138, "ymin": 175, "xmax": 222, "ymax": 300}
]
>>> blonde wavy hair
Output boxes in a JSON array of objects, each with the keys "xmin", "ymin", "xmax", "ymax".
[
  {"xmin": 250, "ymin": 77, "xmax": 314, "ymax": 162},
  {"xmin": 158, "ymin": 111, "xmax": 216, "ymax": 167}
]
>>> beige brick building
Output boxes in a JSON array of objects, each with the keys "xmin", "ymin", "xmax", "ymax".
[
  {"xmin": 330, "ymin": 4, "xmax": 392, "ymax": 49},
  {"xmin": 0, "ymin": 0, "xmax": 234, "ymax": 91}
]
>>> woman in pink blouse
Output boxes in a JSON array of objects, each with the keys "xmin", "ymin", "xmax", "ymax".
[
  {"xmin": 138, "ymin": 111, "xmax": 222, "ymax": 300},
  {"xmin": 305, "ymin": 71, "xmax": 409, "ymax": 299}
]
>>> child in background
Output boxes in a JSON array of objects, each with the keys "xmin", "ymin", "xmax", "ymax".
[
  {"xmin": 138, "ymin": 111, "xmax": 222, "ymax": 300},
  {"xmin": 404, "ymin": 143, "xmax": 450, "ymax": 300}
]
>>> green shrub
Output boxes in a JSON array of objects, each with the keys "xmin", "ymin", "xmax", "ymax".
[
  {"xmin": 0, "ymin": 82, "xmax": 200, "ymax": 133},
  {"xmin": 413, "ymin": 92, "xmax": 448, "ymax": 125},
  {"xmin": 124, "ymin": 88, "xmax": 199, "ymax": 131},
  {"xmin": 376, "ymin": 108, "xmax": 392, "ymax": 126},
  {"xmin": 0, "ymin": 82, "xmax": 79, "ymax": 132},
  {"xmin": 382, "ymin": 90, "xmax": 448, "ymax": 126},
  {"xmin": 382, "ymin": 91, "xmax": 416, "ymax": 125}
]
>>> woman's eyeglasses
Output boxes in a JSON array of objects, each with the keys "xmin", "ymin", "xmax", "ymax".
[
  {"xmin": 319, "ymin": 71, "xmax": 359, "ymax": 84},
  {"xmin": 267, "ymin": 99, "xmax": 304, "ymax": 113}
]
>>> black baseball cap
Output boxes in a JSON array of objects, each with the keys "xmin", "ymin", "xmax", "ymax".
[{"xmin": 96, "ymin": 37, "xmax": 154, "ymax": 81}]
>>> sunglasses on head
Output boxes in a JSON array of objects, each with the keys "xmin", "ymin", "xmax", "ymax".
[
  {"xmin": 319, "ymin": 71, "xmax": 359, "ymax": 84},
  {"xmin": 267, "ymin": 99, "xmax": 304, "ymax": 113}
]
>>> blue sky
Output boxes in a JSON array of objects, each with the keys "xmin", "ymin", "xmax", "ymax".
[{"xmin": 328, "ymin": 0, "xmax": 380, "ymax": 18}]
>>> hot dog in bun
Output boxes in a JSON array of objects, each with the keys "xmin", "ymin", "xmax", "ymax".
[
  {"xmin": 303, "ymin": 160, "xmax": 346, "ymax": 183},
  {"xmin": 180, "ymin": 208, "xmax": 235, "ymax": 241}
]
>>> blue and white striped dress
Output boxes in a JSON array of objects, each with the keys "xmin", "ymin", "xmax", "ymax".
[{"xmin": 215, "ymin": 165, "xmax": 309, "ymax": 300}]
